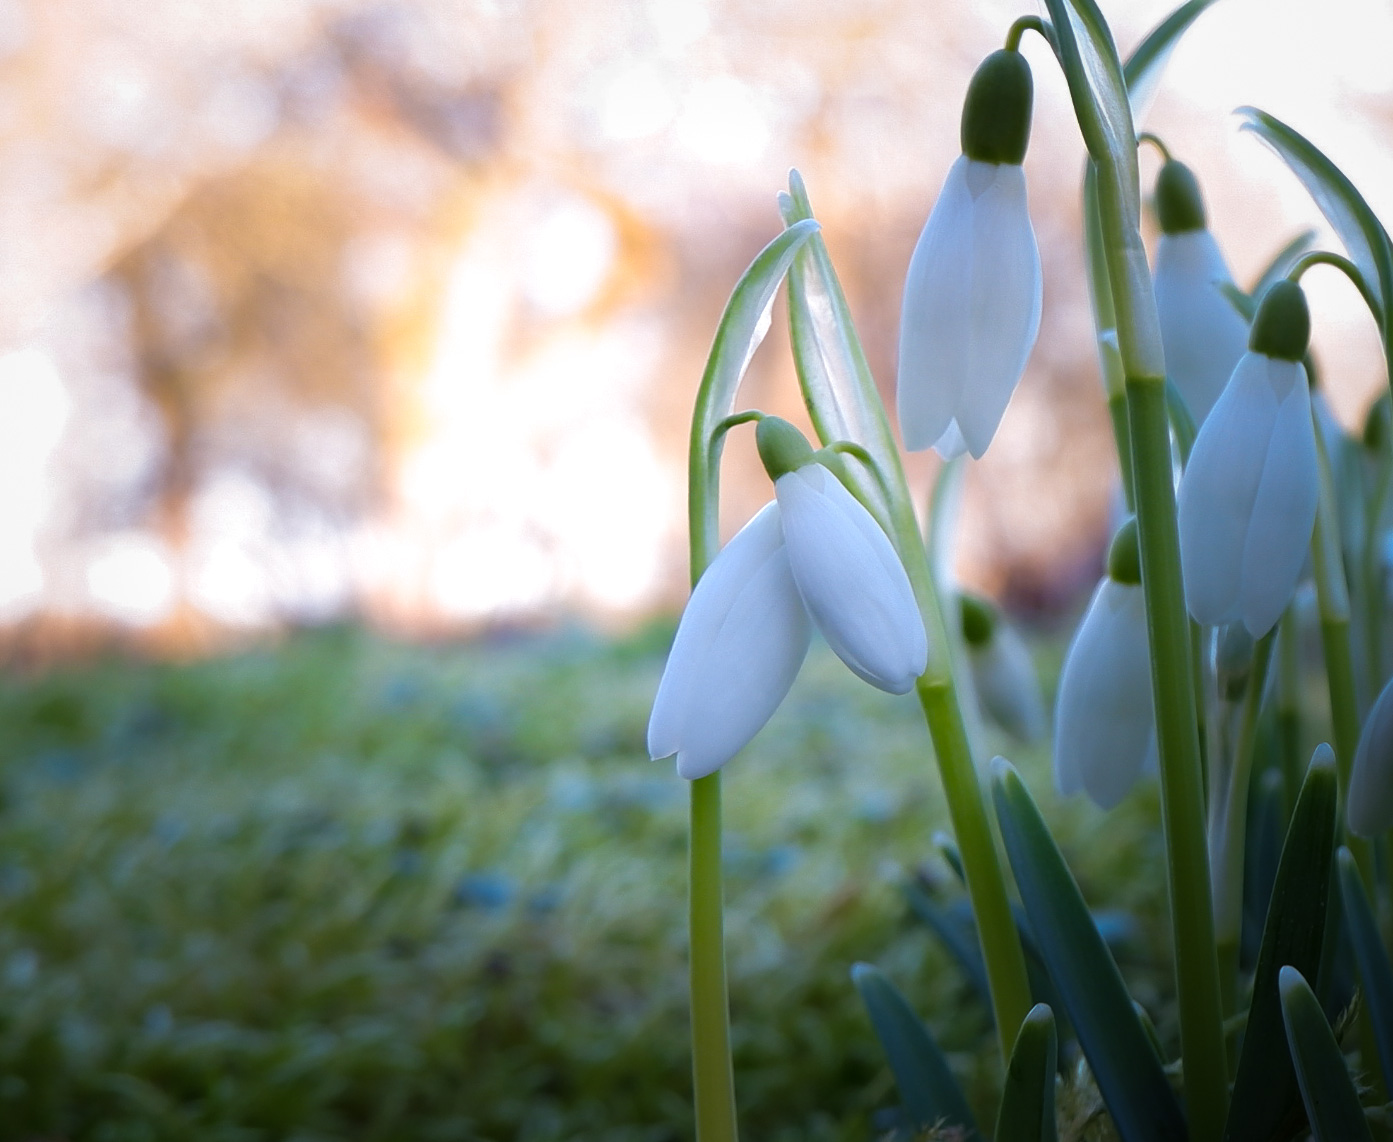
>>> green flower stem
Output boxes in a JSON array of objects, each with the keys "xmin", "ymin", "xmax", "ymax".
[
  {"xmin": 1310, "ymin": 426, "xmax": 1386, "ymax": 1090},
  {"xmin": 1004, "ymin": 14, "xmax": 1049, "ymax": 52},
  {"xmin": 689, "ymin": 774, "xmax": 737, "ymax": 1142},
  {"xmin": 1212, "ymin": 631, "xmax": 1276, "ymax": 1027},
  {"xmin": 916, "ymin": 677, "xmax": 1034, "ymax": 1060},
  {"xmin": 1125, "ymin": 378, "xmax": 1229, "ymax": 1141},
  {"xmin": 1310, "ymin": 416, "xmax": 1377, "ymax": 888},
  {"xmin": 1362, "ymin": 456, "xmax": 1391, "ymax": 692},
  {"xmin": 776, "ymin": 182, "xmax": 1032, "ymax": 1064}
]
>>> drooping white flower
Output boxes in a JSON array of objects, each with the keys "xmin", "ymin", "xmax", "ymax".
[
  {"xmin": 1153, "ymin": 162, "xmax": 1248, "ymax": 426},
  {"xmin": 897, "ymin": 49, "xmax": 1041, "ymax": 460},
  {"xmin": 959, "ymin": 592, "xmax": 1045, "ymax": 743},
  {"xmin": 775, "ymin": 462, "xmax": 927, "ymax": 694},
  {"xmin": 1053, "ymin": 520, "xmax": 1155, "ymax": 810},
  {"xmin": 647, "ymin": 503, "xmax": 812, "ymax": 780},
  {"xmin": 1349, "ymin": 675, "xmax": 1393, "ymax": 837},
  {"xmin": 649, "ymin": 418, "xmax": 928, "ymax": 779},
  {"xmin": 1178, "ymin": 280, "xmax": 1317, "ymax": 638}
]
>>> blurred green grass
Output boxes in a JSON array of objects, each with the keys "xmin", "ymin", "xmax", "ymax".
[{"xmin": 0, "ymin": 622, "xmax": 1173, "ymax": 1140}]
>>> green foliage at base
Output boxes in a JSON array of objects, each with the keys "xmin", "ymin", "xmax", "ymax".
[{"xmin": 0, "ymin": 623, "xmax": 1172, "ymax": 1139}]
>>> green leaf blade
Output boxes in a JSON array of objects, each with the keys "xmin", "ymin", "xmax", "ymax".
[
  {"xmin": 1226, "ymin": 748, "xmax": 1338, "ymax": 1142},
  {"xmin": 687, "ymin": 218, "xmax": 820, "ymax": 574},
  {"xmin": 1123, "ymin": 0, "xmax": 1222, "ymax": 118},
  {"xmin": 1236, "ymin": 108, "xmax": 1393, "ymax": 362},
  {"xmin": 990, "ymin": 760, "xmax": 1185, "ymax": 1142},
  {"xmin": 1337, "ymin": 847, "xmax": 1393, "ymax": 1094},
  {"xmin": 1279, "ymin": 966, "xmax": 1374, "ymax": 1142},
  {"xmin": 995, "ymin": 1003, "xmax": 1059, "ymax": 1142},
  {"xmin": 851, "ymin": 962, "xmax": 979, "ymax": 1138}
]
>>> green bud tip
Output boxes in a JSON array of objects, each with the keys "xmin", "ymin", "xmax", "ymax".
[
  {"xmin": 960, "ymin": 50, "xmax": 1033, "ymax": 166},
  {"xmin": 1106, "ymin": 517, "xmax": 1141, "ymax": 586},
  {"xmin": 1249, "ymin": 279, "xmax": 1311, "ymax": 362},
  {"xmin": 1155, "ymin": 161, "xmax": 1206, "ymax": 234},
  {"xmin": 755, "ymin": 416, "xmax": 815, "ymax": 481},
  {"xmin": 959, "ymin": 592, "xmax": 997, "ymax": 647},
  {"xmin": 1364, "ymin": 393, "xmax": 1391, "ymax": 452}
]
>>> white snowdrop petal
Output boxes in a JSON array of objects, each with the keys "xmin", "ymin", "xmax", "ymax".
[
  {"xmin": 897, "ymin": 157, "xmax": 976, "ymax": 452},
  {"xmin": 1154, "ymin": 231, "xmax": 1249, "ymax": 425},
  {"xmin": 1350, "ymin": 675, "xmax": 1393, "ymax": 837},
  {"xmin": 932, "ymin": 419, "xmax": 968, "ymax": 461},
  {"xmin": 971, "ymin": 622, "xmax": 1045, "ymax": 743},
  {"xmin": 1053, "ymin": 580, "xmax": 1155, "ymax": 810},
  {"xmin": 775, "ymin": 466, "xmax": 926, "ymax": 693},
  {"xmin": 1178, "ymin": 352, "xmax": 1280, "ymax": 626},
  {"xmin": 954, "ymin": 162, "xmax": 1043, "ymax": 459},
  {"xmin": 1238, "ymin": 360, "xmax": 1318, "ymax": 636},
  {"xmin": 648, "ymin": 503, "xmax": 812, "ymax": 778}
]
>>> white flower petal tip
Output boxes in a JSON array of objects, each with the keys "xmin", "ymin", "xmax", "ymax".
[
  {"xmin": 897, "ymin": 156, "xmax": 1042, "ymax": 459},
  {"xmin": 1177, "ymin": 353, "xmax": 1319, "ymax": 638},
  {"xmin": 774, "ymin": 465, "xmax": 927, "ymax": 694},
  {"xmin": 1349, "ymin": 682, "xmax": 1393, "ymax": 837},
  {"xmin": 647, "ymin": 503, "xmax": 812, "ymax": 781},
  {"xmin": 1154, "ymin": 230, "xmax": 1249, "ymax": 426},
  {"xmin": 1053, "ymin": 579, "xmax": 1155, "ymax": 810}
]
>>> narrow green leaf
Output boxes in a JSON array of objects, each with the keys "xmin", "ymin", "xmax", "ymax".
[
  {"xmin": 688, "ymin": 218, "xmax": 820, "ymax": 572},
  {"xmin": 851, "ymin": 962, "xmax": 979, "ymax": 1138},
  {"xmin": 1226, "ymin": 748, "xmax": 1338, "ymax": 1142},
  {"xmin": 1236, "ymin": 109, "xmax": 1393, "ymax": 371},
  {"xmin": 1241, "ymin": 768, "xmax": 1285, "ymax": 968},
  {"xmin": 903, "ymin": 883, "xmax": 992, "ymax": 1005},
  {"xmin": 1042, "ymin": 0, "xmax": 1138, "ymax": 209},
  {"xmin": 990, "ymin": 760, "xmax": 1185, "ymax": 1142},
  {"xmin": 1338, "ymin": 847, "xmax": 1393, "ymax": 1093},
  {"xmin": 779, "ymin": 174, "xmax": 898, "ymax": 522},
  {"xmin": 1279, "ymin": 965, "xmax": 1374, "ymax": 1142},
  {"xmin": 995, "ymin": 1004, "xmax": 1059, "ymax": 1142},
  {"xmin": 1122, "ymin": 0, "xmax": 1222, "ymax": 118}
]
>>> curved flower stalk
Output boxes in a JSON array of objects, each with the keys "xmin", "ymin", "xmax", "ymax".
[
  {"xmin": 897, "ymin": 48, "xmax": 1042, "ymax": 458},
  {"xmin": 1054, "ymin": 518, "xmax": 1156, "ymax": 810},
  {"xmin": 1178, "ymin": 280, "xmax": 1319, "ymax": 637},
  {"xmin": 1349, "ymin": 673, "xmax": 1393, "ymax": 837},
  {"xmin": 649, "ymin": 418, "xmax": 926, "ymax": 779},
  {"xmin": 960, "ymin": 592, "xmax": 1046, "ymax": 743},
  {"xmin": 1152, "ymin": 160, "xmax": 1249, "ymax": 426}
]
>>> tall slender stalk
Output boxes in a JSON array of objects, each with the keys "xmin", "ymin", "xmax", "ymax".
[
  {"xmin": 1212, "ymin": 631, "xmax": 1275, "ymax": 1024},
  {"xmin": 1095, "ymin": 161, "xmax": 1227, "ymax": 1135},
  {"xmin": 1126, "ymin": 381, "xmax": 1229, "ymax": 1140},
  {"xmin": 779, "ymin": 182, "xmax": 1033, "ymax": 1063},
  {"xmin": 689, "ymin": 774, "xmax": 736, "ymax": 1141}
]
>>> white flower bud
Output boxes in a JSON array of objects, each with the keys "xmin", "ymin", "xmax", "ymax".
[
  {"xmin": 1053, "ymin": 577, "xmax": 1156, "ymax": 810},
  {"xmin": 896, "ymin": 155, "xmax": 1042, "ymax": 459},
  {"xmin": 1177, "ymin": 352, "xmax": 1318, "ymax": 637},
  {"xmin": 774, "ymin": 463, "xmax": 927, "ymax": 694},
  {"xmin": 648, "ymin": 504, "xmax": 811, "ymax": 780}
]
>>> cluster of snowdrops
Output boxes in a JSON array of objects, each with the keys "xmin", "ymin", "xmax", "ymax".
[{"xmin": 646, "ymin": 2, "xmax": 1393, "ymax": 1140}]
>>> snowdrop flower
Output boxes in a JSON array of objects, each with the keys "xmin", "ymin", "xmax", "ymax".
[
  {"xmin": 1178, "ymin": 280, "xmax": 1318, "ymax": 637},
  {"xmin": 1350, "ymin": 674, "xmax": 1393, "ymax": 836},
  {"xmin": 647, "ymin": 501, "xmax": 812, "ymax": 780},
  {"xmin": 897, "ymin": 48, "xmax": 1041, "ymax": 459},
  {"xmin": 649, "ymin": 418, "xmax": 926, "ymax": 779},
  {"xmin": 960, "ymin": 592, "xmax": 1045, "ymax": 743},
  {"xmin": 1054, "ymin": 519, "xmax": 1156, "ymax": 810},
  {"xmin": 1152, "ymin": 161, "xmax": 1249, "ymax": 426}
]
